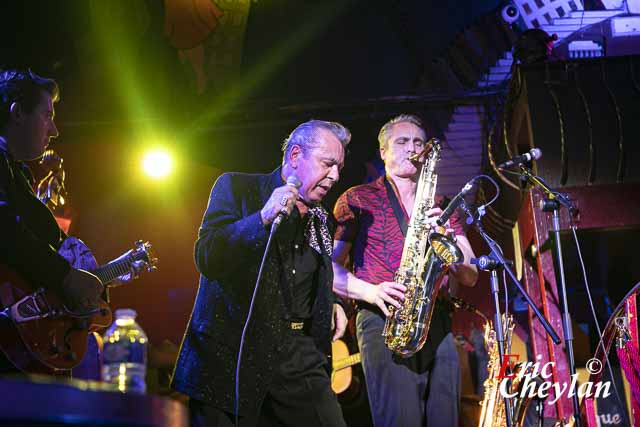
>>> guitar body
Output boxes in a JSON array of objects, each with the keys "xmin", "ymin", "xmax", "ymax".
[
  {"xmin": 0, "ymin": 238, "xmax": 112, "ymax": 374},
  {"xmin": 1, "ymin": 151, "xmax": 158, "ymax": 375},
  {"xmin": 331, "ymin": 339, "xmax": 353, "ymax": 394}
]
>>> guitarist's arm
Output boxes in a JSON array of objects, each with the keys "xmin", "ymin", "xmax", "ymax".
[
  {"xmin": 0, "ymin": 156, "xmax": 102, "ymax": 311},
  {"xmin": 0, "ymin": 156, "xmax": 69, "ymax": 289}
]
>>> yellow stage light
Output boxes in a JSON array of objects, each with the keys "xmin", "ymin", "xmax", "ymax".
[{"xmin": 142, "ymin": 150, "xmax": 173, "ymax": 178}]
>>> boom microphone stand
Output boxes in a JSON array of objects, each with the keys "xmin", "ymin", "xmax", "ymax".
[
  {"xmin": 515, "ymin": 165, "xmax": 581, "ymax": 425},
  {"xmin": 474, "ymin": 251, "xmax": 516, "ymax": 427},
  {"xmin": 460, "ymin": 200, "xmax": 562, "ymax": 426}
]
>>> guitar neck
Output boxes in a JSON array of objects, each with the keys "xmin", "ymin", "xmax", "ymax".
[
  {"xmin": 333, "ymin": 353, "xmax": 361, "ymax": 371},
  {"xmin": 93, "ymin": 259, "xmax": 133, "ymax": 286}
]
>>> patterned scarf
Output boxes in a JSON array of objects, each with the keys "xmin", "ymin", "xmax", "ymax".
[{"xmin": 305, "ymin": 205, "xmax": 333, "ymax": 257}]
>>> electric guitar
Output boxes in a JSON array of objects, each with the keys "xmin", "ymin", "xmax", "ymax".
[
  {"xmin": 331, "ymin": 339, "xmax": 362, "ymax": 394},
  {"xmin": 0, "ymin": 238, "xmax": 157, "ymax": 374}
]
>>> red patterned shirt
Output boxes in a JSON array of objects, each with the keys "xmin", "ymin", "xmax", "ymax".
[{"xmin": 333, "ymin": 176, "xmax": 465, "ymax": 285}]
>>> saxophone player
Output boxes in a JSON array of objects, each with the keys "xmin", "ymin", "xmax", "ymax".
[{"xmin": 332, "ymin": 114, "xmax": 478, "ymax": 427}]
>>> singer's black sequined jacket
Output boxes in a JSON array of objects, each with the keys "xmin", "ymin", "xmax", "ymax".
[{"xmin": 171, "ymin": 167, "xmax": 339, "ymax": 416}]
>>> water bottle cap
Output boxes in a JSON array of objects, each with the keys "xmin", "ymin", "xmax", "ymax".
[{"xmin": 114, "ymin": 308, "xmax": 137, "ymax": 319}]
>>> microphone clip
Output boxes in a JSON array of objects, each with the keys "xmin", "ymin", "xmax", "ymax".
[
  {"xmin": 461, "ymin": 200, "xmax": 486, "ymax": 226},
  {"xmin": 471, "ymin": 255, "xmax": 513, "ymax": 271}
]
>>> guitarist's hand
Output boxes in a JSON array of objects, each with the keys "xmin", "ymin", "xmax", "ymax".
[
  {"xmin": 61, "ymin": 269, "xmax": 104, "ymax": 312},
  {"xmin": 332, "ymin": 303, "xmax": 347, "ymax": 342},
  {"xmin": 110, "ymin": 251, "xmax": 146, "ymax": 286}
]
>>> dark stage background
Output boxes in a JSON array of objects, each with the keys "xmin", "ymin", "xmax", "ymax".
[
  {"xmin": 4, "ymin": 1, "xmax": 640, "ymax": 424},
  {"xmin": 1, "ymin": 0, "xmax": 506, "ymax": 346}
]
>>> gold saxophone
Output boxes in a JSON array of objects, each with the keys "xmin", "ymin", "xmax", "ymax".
[
  {"xmin": 478, "ymin": 316, "xmax": 515, "ymax": 427},
  {"xmin": 382, "ymin": 138, "xmax": 463, "ymax": 357},
  {"xmin": 478, "ymin": 316, "xmax": 540, "ymax": 427}
]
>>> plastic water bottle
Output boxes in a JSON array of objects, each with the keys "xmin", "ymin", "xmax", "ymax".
[{"xmin": 101, "ymin": 308, "xmax": 148, "ymax": 394}]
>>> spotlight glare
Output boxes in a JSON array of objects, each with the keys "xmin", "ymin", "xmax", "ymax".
[{"xmin": 143, "ymin": 150, "xmax": 173, "ymax": 178}]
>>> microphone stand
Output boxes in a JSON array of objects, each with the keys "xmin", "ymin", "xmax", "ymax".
[
  {"xmin": 461, "ymin": 200, "xmax": 561, "ymax": 346},
  {"xmin": 480, "ymin": 253, "xmax": 515, "ymax": 427},
  {"xmin": 516, "ymin": 165, "xmax": 581, "ymax": 425},
  {"xmin": 461, "ymin": 200, "xmax": 562, "ymax": 425},
  {"xmin": 462, "ymin": 200, "xmax": 561, "ymax": 426}
]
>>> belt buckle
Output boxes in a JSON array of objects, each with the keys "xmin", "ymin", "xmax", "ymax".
[{"xmin": 290, "ymin": 321, "xmax": 304, "ymax": 330}]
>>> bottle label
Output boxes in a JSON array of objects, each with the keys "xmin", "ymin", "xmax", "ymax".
[{"xmin": 103, "ymin": 341, "xmax": 146, "ymax": 364}]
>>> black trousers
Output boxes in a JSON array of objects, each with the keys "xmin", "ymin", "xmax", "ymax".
[{"xmin": 190, "ymin": 331, "xmax": 345, "ymax": 427}]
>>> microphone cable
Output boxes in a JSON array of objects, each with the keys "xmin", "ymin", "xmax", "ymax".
[
  {"xmin": 570, "ymin": 224, "xmax": 630, "ymax": 427},
  {"xmin": 234, "ymin": 176, "xmax": 300, "ymax": 425},
  {"xmin": 234, "ymin": 222, "xmax": 279, "ymax": 427}
]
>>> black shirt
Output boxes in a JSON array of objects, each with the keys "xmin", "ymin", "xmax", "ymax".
[{"xmin": 280, "ymin": 207, "xmax": 320, "ymax": 320}]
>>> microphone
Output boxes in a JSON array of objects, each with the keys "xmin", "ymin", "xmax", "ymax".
[
  {"xmin": 436, "ymin": 179, "xmax": 475, "ymax": 226},
  {"xmin": 497, "ymin": 148, "xmax": 542, "ymax": 169},
  {"xmin": 470, "ymin": 256, "xmax": 500, "ymax": 271},
  {"xmin": 470, "ymin": 255, "xmax": 513, "ymax": 270},
  {"xmin": 271, "ymin": 175, "xmax": 302, "ymax": 230}
]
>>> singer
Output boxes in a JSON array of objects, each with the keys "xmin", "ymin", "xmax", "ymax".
[
  {"xmin": 172, "ymin": 120, "xmax": 351, "ymax": 427},
  {"xmin": 332, "ymin": 114, "xmax": 478, "ymax": 427}
]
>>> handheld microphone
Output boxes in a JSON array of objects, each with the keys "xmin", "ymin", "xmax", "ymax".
[
  {"xmin": 497, "ymin": 148, "xmax": 542, "ymax": 169},
  {"xmin": 271, "ymin": 175, "xmax": 302, "ymax": 230},
  {"xmin": 436, "ymin": 179, "xmax": 475, "ymax": 226}
]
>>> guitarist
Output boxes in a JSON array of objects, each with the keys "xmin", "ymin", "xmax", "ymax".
[{"xmin": 0, "ymin": 69, "xmax": 104, "ymax": 374}]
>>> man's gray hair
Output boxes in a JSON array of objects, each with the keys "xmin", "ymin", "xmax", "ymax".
[
  {"xmin": 377, "ymin": 114, "xmax": 425, "ymax": 149},
  {"xmin": 282, "ymin": 120, "xmax": 351, "ymax": 163}
]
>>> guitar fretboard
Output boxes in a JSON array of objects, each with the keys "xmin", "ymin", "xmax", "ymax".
[
  {"xmin": 333, "ymin": 353, "xmax": 361, "ymax": 371},
  {"xmin": 93, "ymin": 258, "xmax": 136, "ymax": 286}
]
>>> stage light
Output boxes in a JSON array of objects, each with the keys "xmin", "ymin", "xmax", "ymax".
[
  {"xmin": 142, "ymin": 150, "xmax": 173, "ymax": 178},
  {"xmin": 501, "ymin": 4, "xmax": 520, "ymax": 24}
]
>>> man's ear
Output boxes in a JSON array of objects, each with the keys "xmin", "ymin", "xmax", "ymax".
[
  {"xmin": 289, "ymin": 145, "xmax": 303, "ymax": 169},
  {"xmin": 9, "ymin": 102, "xmax": 23, "ymax": 123}
]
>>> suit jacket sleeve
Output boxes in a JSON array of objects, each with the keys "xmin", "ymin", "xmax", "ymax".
[{"xmin": 194, "ymin": 173, "xmax": 269, "ymax": 282}]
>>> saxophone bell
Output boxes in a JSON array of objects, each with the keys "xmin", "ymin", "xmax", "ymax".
[{"xmin": 428, "ymin": 232, "xmax": 463, "ymax": 265}]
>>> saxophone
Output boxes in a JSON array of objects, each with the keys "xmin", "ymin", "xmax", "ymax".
[
  {"xmin": 478, "ymin": 317, "xmax": 514, "ymax": 427},
  {"xmin": 382, "ymin": 138, "xmax": 463, "ymax": 357},
  {"xmin": 478, "ymin": 316, "xmax": 538, "ymax": 427}
]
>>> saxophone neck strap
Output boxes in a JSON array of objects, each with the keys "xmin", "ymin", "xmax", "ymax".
[{"xmin": 383, "ymin": 176, "xmax": 408, "ymax": 237}]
